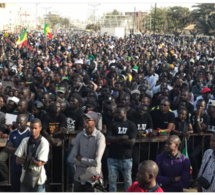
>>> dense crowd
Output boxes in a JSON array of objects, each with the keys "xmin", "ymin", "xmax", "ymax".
[{"xmin": 0, "ymin": 31, "xmax": 215, "ymax": 192}]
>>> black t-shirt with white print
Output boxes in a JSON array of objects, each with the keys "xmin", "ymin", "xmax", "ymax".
[
  {"xmin": 129, "ymin": 113, "xmax": 153, "ymax": 132},
  {"xmin": 190, "ymin": 112, "xmax": 210, "ymax": 133},
  {"xmin": 65, "ymin": 108, "xmax": 84, "ymax": 131},
  {"xmin": 107, "ymin": 119, "xmax": 137, "ymax": 159},
  {"xmin": 207, "ymin": 115, "xmax": 215, "ymax": 133}
]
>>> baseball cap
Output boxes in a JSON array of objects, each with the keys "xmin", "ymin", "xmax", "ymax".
[
  {"xmin": 84, "ymin": 111, "xmax": 98, "ymax": 124},
  {"xmin": 131, "ymin": 89, "xmax": 140, "ymax": 95},
  {"xmin": 57, "ymin": 86, "xmax": 66, "ymax": 93},
  {"xmin": 208, "ymin": 100, "xmax": 215, "ymax": 107},
  {"xmin": 34, "ymin": 101, "xmax": 44, "ymax": 109},
  {"xmin": 201, "ymin": 87, "xmax": 211, "ymax": 94},
  {"xmin": 7, "ymin": 96, "xmax": 20, "ymax": 105}
]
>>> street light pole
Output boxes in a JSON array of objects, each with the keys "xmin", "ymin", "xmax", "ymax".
[
  {"xmin": 133, "ymin": 7, "xmax": 136, "ymax": 34},
  {"xmin": 154, "ymin": 3, "xmax": 156, "ymax": 35},
  {"xmin": 35, "ymin": 3, "xmax": 39, "ymax": 29}
]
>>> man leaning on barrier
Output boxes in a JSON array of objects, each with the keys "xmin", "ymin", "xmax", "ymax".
[
  {"xmin": 70, "ymin": 111, "xmax": 106, "ymax": 192},
  {"xmin": 15, "ymin": 118, "xmax": 49, "ymax": 192},
  {"xmin": 2, "ymin": 114, "xmax": 31, "ymax": 191},
  {"xmin": 156, "ymin": 135, "xmax": 190, "ymax": 192}
]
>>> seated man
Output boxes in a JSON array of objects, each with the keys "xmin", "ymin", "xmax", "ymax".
[
  {"xmin": 127, "ymin": 160, "xmax": 163, "ymax": 192},
  {"xmin": 156, "ymin": 135, "xmax": 190, "ymax": 192}
]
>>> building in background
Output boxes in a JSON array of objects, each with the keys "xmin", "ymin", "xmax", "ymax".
[
  {"xmin": 0, "ymin": 3, "xmax": 36, "ymax": 33},
  {"xmin": 99, "ymin": 14, "xmax": 133, "ymax": 38},
  {"xmin": 125, "ymin": 11, "xmax": 148, "ymax": 33}
]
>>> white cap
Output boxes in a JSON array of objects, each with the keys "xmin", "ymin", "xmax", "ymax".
[
  {"xmin": 208, "ymin": 99, "xmax": 215, "ymax": 107},
  {"xmin": 131, "ymin": 89, "xmax": 140, "ymax": 95},
  {"xmin": 7, "ymin": 96, "xmax": 20, "ymax": 105},
  {"xmin": 75, "ymin": 59, "xmax": 83, "ymax": 65}
]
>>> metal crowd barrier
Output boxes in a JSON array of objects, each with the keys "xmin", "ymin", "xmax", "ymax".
[
  {"xmin": 0, "ymin": 133, "xmax": 213, "ymax": 191},
  {"xmin": 135, "ymin": 133, "xmax": 212, "ymax": 165}
]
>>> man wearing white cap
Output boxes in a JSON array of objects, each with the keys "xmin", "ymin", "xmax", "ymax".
[{"xmin": 6, "ymin": 96, "xmax": 20, "ymax": 114}]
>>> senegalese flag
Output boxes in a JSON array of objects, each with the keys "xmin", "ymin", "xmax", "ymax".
[
  {"xmin": 16, "ymin": 28, "xmax": 27, "ymax": 47},
  {"xmin": 44, "ymin": 23, "xmax": 52, "ymax": 39},
  {"xmin": 182, "ymin": 138, "xmax": 193, "ymax": 175},
  {"xmin": 62, "ymin": 75, "xmax": 69, "ymax": 80},
  {"xmin": 158, "ymin": 129, "xmax": 167, "ymax": 135},
  {"xmin": 45, "ymin": 81, "xmax": 50, "ymax": 87},
  {"xmin": 25, "ymin": 81, "xmax": 32, "ymax": 85}
]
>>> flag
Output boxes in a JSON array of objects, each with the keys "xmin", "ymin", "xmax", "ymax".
[
  {"xmin": 45, "ymin": 81, "xmax": 50, "ymax": 87},
  {"xmin": 44, "ymin": 23, "xmax": 52, "ymax": 39},
  {"xmin": 158, "ymin": 129, "xmax": 167, "ymax": 135},
  {"xmin": 182, "ymin": 138, "xmax": 193, "ymax": 175},
  {"xmin": 25, "ymin": 81, "xmax": 32, "ymax": 85},
  {"xmin": 62, "ymin": 75, "xmax": 68, "ymax": 80},
  {"xmin": 16, "ymin": 28, "xmax": 27, "ymax": 47}
]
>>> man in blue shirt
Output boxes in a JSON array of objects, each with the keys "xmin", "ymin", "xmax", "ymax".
[
  {"xmin": 155, "ymin": 135, "xmax": 190, "ymax": 192},
  {"xmin": 4, "ymin": 114, "xmax": 31, "ymax": 192}
]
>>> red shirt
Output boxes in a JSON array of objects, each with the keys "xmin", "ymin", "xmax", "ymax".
[{"xmin": 127, "ymin": 181, "xmax": 164, "ymax": 192}]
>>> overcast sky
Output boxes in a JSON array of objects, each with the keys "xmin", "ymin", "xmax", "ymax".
[{"xmin": 4, "ymin": 0, "xmax": 213, "ymax": 22}]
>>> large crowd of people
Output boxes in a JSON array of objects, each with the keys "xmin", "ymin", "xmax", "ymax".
[{"xmin": 0, "ymin": 31, "xmax": 215, "ymax": 192}]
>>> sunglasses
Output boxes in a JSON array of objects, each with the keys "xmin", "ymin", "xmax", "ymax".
[
  {"xmin": 160, "ymin": 104, "xmax": 168, "ymax": 107},
  {"xmin": 83, "ymin": 118, "xmax": 94, "ymax": 123}
]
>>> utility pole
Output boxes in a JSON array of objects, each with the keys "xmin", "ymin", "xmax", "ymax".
[
  {"xmin": 42, "ymin": 6, "xmax": 51, "ymax": 24},
  {"xmin": 35, "ymin": 3, "xmax": 39, "ymax": 29},
  {"xmin": 154, "ymin": 3, "xmax": 156, "ymax": 34},
  {"xmin": 88, "ymin": 3, "xmax": 100, "ymax": 23},
  {"xmin": 133, "ymin": 7, "xmax": 136, "ymax": 34},
  {"xmin": 150, "ymin": 14, "xmax": 151, "ymax": 32}
]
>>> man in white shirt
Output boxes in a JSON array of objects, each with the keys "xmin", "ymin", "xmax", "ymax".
[
  {"xmin": 15, "ymin": 118, "xmax": 49, "ymax": 192},
  {"xmin": 144, "ymin": 67, "xmax": 159, "ymax": 90}
]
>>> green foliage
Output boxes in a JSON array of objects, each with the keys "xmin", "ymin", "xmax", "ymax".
[
  {"xmin": 146, "ymin": 6, "xmax": 190, "ymax": 35},
  {"xmin": 86, "ymin": 23, "xmax": 100, "ymax": 32},
  {"xmin": 191, "ymin": 3, "xmax": 215, "ymax": 35},
  {"xmin": 106, "ymin": 9, "xmax": 122, "ymax": 16},
  {"xmin": 45, "ymin": 14, "xmax": 71, "ymax": 28},
  {"xmin": 167, "ymin": 6, "xmax": 190, "ymax": 34},
  {"xmin": 150, "ymin": 7, "xmax": 168, "ymax": 33}
]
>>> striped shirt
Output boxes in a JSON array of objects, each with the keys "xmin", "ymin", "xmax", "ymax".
[{"xmin": 198, "ymin": 149, "xmax": 215, "ymax": 192}]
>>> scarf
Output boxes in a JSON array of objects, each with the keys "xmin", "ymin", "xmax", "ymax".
[{"xmin": 24, "ymin": 135, "xmax": 42, "ymax": 170}]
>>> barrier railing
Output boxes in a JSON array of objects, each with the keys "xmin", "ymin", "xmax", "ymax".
[{"xmin": 0, "ymin": 132, "xmax": 213, "ymax": 191}]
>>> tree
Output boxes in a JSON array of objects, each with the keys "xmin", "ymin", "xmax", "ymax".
[
  {"xmin": 189, "ymin": 28, "xmax": 200, "ymax": 38},
  {"xmin": 86, "ymin": 23, "xmax": 100, "ymax": 32},
  {"xmin": 144, "ymin": 6, "xmax": 190, "ymax": 34},
  {"xmin": 44, "ymin": 14, "xmax": 71, "ymax": 29},
  {"xmin": 61, "ymin": 18, "xmax": 70, "ymax": 28},
  {"xmin": 191, "ymin": 3, "xmax": 215, "ymax": 35},
  {"xmin": 106, "ymin": 9, "xmax": 122, "ymax": 16},
  {"xmin": 150, "ymin": 7, "xmax": 168, "ymax": 33},
  {"xmin": 167, "ymin": 6, "xmax": 190, "ymax": 36}
]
